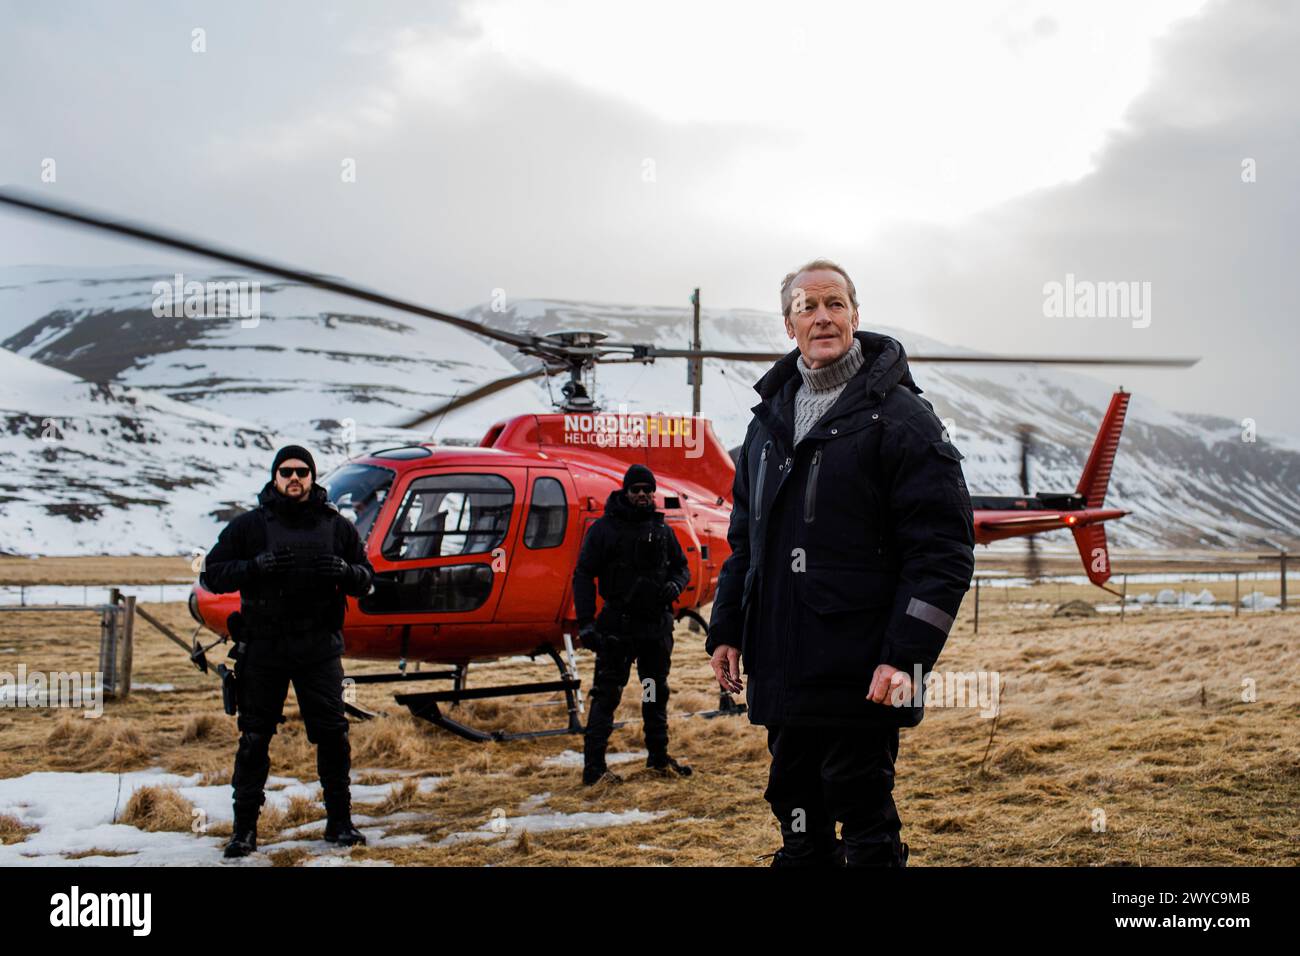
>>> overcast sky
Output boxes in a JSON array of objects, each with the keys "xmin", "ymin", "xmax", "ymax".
[{"xmin": 2, "ymin": 0, "xmax": 1296, "ymax": 436}]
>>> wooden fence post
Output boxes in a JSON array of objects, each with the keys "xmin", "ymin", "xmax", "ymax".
[
  {"xmin": 99, "ymin": 588, "xmax": 121, "ymax": 698},
  {"xmin": 119, "ymin": 594, "xmax": 136, "ymax": 700}
]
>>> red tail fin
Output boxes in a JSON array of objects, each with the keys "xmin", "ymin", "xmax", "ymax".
[
  {"xmin": 1072, "ymin": 523, "xmax": 1112, "ymax": 586},
  {"xmin": 1076, "ymin": 390, "xmax": 1130, "ymax": 507}
]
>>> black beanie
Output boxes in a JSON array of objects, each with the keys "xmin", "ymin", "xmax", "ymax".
[
  {"xmin": 272, "ymin": 444, "xmax": 316, "ymax": 480},
  {"xmin": 623, "ymin": 463, "xmax": 656, "ymax": 491}
]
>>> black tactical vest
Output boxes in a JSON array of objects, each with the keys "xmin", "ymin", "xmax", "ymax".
[
  {"xmin": 241, "ymin": 503, "xmax": 341, "ymax": 639},
  {"xmin": 596, "ymin": 507, "xmax": 673, "ymax": 637}
]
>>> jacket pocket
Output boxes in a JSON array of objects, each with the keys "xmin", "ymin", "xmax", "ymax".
[
  {"xmin": 932, "ymin": 439, "xmax": 964, "ymax": 461},
  {"xmin": 792, "ymin": 567, "xmax": 896, "ymax": 686},
  {"xmin": 803, "ymin": 447, "xmax": 823, "ymax": 524},
  {"xmin": 930, "ymin": 439, "xmax": 971, "ymax": 506},
  {"xmin": 739, "ymin": 597, "xmax": 757, "ymax": 673},
  {"xmin": 752, "ymin": 440, "xmax": 771, "ymax": 523}
]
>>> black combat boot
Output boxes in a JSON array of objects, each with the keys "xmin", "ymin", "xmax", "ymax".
[
  {"xmin": 323, "ymin": 796, "xmax": 367, "ymax": 846},
  {"xmin": 768, "ymin": 819, "xmax": 841, "ymax": 867},
  {"xmin": 224, "ymin": 804, "xmax": 260, "ymax": 859},
  {"xmin": 646, "ymin": 753, "xmax": 693, "ymax": 777},
  {"xmin": 318, "ymin": 731, "xmax": 365, "ymax": 846},
  {"xmin": 582, "ymin": 731, "xmax": 623, "ymax": 786},
  {"xmin": 843, "ymin": 836, "xmax": 909, "ymax": 867},
  {"xmin": 582, "ymin": 762, "xmax": 622, "ymax": 786},
  {"xmin": 324, "ymin": 816, "xmax": 367, "ymax": 846}
]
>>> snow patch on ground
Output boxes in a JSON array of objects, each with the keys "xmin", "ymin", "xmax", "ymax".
[
  {"xmin": 541, "ymin": 749, "xmax": 647, "ymax": 769},
  {"xmin": 517, "ymin": 792, "xmax": 551, "ymax": 813},
  {"xmin": 0, "ymin": 585, "xmax": 193, "ymax": 606},
  {"xmin": 0, "ymin": 767, "xmax": 443, "ymax": 866},
  {"xmin": 436, "ymin": 808, "xmax": 671, "ymax": 848}
]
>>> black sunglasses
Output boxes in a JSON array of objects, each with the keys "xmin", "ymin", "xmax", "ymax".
[
  {"xmin": 628, "ymin": 484, "xmax": 654, "ymax": 495},
  {"xmin": 278, "ymin": 467, "xmax": 311, "ymax": 479}
]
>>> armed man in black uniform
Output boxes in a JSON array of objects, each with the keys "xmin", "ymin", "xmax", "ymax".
[
  {"xmin": 202, "ymin": 445, "xmax": 375, "ymax": 858},
  {"xmin": 573, "ymin": 464, "xmax": 693, "ymax": 786}
]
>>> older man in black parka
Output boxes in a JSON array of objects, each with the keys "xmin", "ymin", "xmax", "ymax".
[{"xmin": 707, "ymin": 259, "xmax": 975, "ymax": 867}]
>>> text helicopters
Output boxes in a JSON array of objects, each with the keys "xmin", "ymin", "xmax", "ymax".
[{"xmin": 0, "ymin": 190, "xmax": 1196, "ymax": 741}]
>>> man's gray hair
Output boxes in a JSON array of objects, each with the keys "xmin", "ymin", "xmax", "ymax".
[{"xmin": 779, "ymin": 258, "xmax": 859, "ymax": 319}]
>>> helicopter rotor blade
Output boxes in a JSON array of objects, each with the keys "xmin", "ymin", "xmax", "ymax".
[
  {"xmin": 395, "ymin": 366, "xmax": 551, "ymax": 430},
  {"xmin": 0, "ymin": 188, "xmax": 1199, "ymax": 425},
  {"xmin": 1015, "ymin": 423, "xmax": 1043, "ymax": 583},
  {"xmin": 0, "ymin": 188, "xmax": 540, "ymax": 353},
  {"xmin": 907, "ymin": 354, "xmax": 1198, "ymax": 367},
  {"xmin": 1026, "ymin": 533, "xmax": 1043, "ymax": 584},
  {"xmin": 641, "ymin": 345, "xmax": 1198, "ymax": 367},
  {"xmin": 1017, "ymin": 424, "xmax": 1034, "ymax": 496},
  {"xmin": 641, "ymin": 347, "xmax": 787, "ymax": 362}
]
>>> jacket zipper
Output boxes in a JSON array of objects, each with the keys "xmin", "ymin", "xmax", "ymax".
[
  {"xmin": 753, "ymin": 441, "xmax": 771, "ymax": 522},
  {"xmin": 804, "ymin": 447, "xmax": 823, "ymax": 524}
]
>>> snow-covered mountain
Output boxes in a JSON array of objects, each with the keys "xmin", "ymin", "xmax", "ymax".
[
  {"xmin": 0, "ymin": 266, "xmax": 548, "ymax": 449},
  {"xmin": 0, "ymin": 347, "xmax": 276, "ymax": 554},
  {"xmin": 1, "ymin": 266, "xmax": 1297, "ymax": 554}
]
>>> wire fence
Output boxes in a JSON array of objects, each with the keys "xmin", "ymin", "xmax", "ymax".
[
  {"xmin": 0, "ymin": 583, "xmax": 191, "ymax": 607},
  {"xmin": 968, "ymin": 567, "xmax": 1295, "ymax": 632}
]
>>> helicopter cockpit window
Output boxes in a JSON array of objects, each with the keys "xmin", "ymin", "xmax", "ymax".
[
  {"xmin": 383, "ymin": 473, "xmax": 514, "ymax": 561},
  {"xmin": 321, "ymin": 464, "xmax": 395, "ymax": 544},
  {"xmin": 523, "ymin": 476, "xmax": 567, "ymax": 549}
]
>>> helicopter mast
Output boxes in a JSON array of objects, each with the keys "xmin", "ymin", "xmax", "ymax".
[{"xmin": 689, "ymin": 287, "xmax": 702, "ymax": 416}]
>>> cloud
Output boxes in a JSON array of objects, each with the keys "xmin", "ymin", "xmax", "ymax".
[
  {"xmin": 0, "ymin": 0, "xmax": 1293, "ymax": 437},
  {"xmin": 853, "ymin": 0, "xmax": 1300, "ymax": 437}
]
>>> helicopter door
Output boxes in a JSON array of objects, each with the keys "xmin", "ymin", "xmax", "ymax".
[
  {"xmin": 494, "ymin": 469, "xmax": 577, "ymax": 623},
  {"xmin": 360, "ymin": 469, "xmax": 523, "ymax": 617}
]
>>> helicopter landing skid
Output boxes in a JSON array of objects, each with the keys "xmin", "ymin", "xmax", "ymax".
[{"xmin": 393, "ymin": 646, "xmax": 584, "ymax": 743}]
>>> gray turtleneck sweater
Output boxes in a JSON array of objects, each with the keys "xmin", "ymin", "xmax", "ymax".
[{"xmin": 792, "ymin": 338, "xmax": 865, "ymax": 446}]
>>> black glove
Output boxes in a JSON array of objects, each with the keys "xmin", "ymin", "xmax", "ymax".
[
  {"xmin": 315, "ymin": 554, "xmax": 349, "ymax": 579},
  {"xmin": 659, "ymin": 582, "xmax": 681, "ymax": 603},
  {"xmin": 252, "ymin": 548, "xmax": 294, "ymax": 577},
  {"xmin": 579, "ymin": 622, "xmax": 605, "ymax": 653}
]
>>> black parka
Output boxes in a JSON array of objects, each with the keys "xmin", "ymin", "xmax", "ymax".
[
  {"xmin": 706, "ymin": 331, "xmax": 975, "ymax": 728},
  {"xmin": 573, "ymin": 489, "xmax": 691, "ymax": 639},
  {"xmin": 202, "ymin": 482, "xmax": 374, "ymax": 663}
]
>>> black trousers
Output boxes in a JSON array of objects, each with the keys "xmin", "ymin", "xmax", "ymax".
[
  {"xmin": 763, "ymin": 723, "xmax": 903, "ymax": 866},
  {"xmin": 231, "ymin": 647, "xmax": 351, "ymax": 821},
  {"xmin": 583, "ymin": 632, "xmax": 673, "ymax": 765}
]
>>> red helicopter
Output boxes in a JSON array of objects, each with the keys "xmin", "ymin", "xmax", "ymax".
[{"xmin": 0, "ymin": 191, "xmax": 1194, "ymax": 741}]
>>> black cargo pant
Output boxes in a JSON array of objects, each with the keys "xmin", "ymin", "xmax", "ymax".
[
  {"xmin": 583, "ymin": 631, "xmax": 673, "ymax": 767},
  {"xmin": 763, "ymin": 723, "xmax": 904, "ymax": 866},
  {"xmin": 231, "ymin": 641, "xmax": 351, "ymax": 825}
]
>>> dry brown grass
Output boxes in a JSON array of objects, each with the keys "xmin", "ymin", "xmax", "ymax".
[
  {"xmin": 267, "ymin": 847, "xmax": 311, "ymax": 867},
  {"xmin": 181, "ymin": 713, "xmax": 221, "ymax": 743},
  {"xmin": 281, "ymin": 793, "xmax": 325, "ymax": 828},
  {"xmin": 370, "ymin": 777, "xmax": 420, "ymax": 816},
  {"xmin": 0, "ymin": 813, "xmax": 37, "ymax": 844},
  {"xmin": 0, "ymin": 555, "xmax": 193, "ymax": 586},
  {"xmin": 118, "ymin": 786, "xmax": 196, "ymax": 832},
  {"xmin": 45, "ymin": 714, "xmax": 153, "ymax": 771},
  {"xmin": 1, "ymin": 560, "xmax": 1297, "ymax": 866}
]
